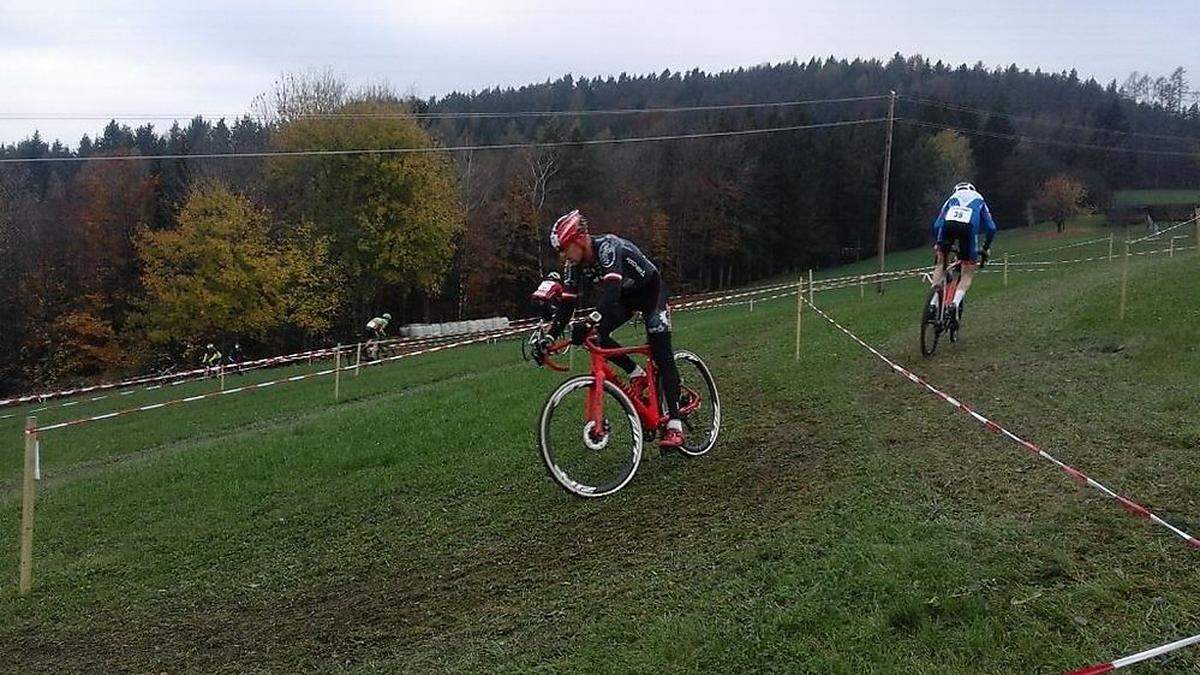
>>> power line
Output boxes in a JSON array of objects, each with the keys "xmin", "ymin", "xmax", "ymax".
[
  {"xmin": 897, "ymin": 118, "xmax": 1200, "ymax": 158},
  {"xmin": 0, "ymin": 116, "xmax": 889, "ymax": 164},
  {"xmin": 0, "ymin": 94, "xmax": 889, "ymax": 123},
  {"xmin": 902, "ymin": 96, "xmax": 1200, "ymax": 144}
]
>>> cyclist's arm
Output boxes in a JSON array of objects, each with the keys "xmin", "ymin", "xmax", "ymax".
[
  {"xmin": 592, "ymin": 239, "xmax": 627, "ymax": 328},
  {"xmin": 931, "ymin": 199, "xmax": 950, "ymax": 240},
  {"xmin": 549, "ymin": 264, "xmax": 580, "ymax": 337},
  {"xmin": 980, "ymin": 202, "xmax": 997, "ymax": 249}
]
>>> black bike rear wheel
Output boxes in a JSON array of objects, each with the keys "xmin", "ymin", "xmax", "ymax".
[
  {"xmin": 669, "ymin": 351, "xmax": 720, "ymax": 457},
  {"xmin": 920, "ymin": 286, "xmax": 941, "ymax": 357}
]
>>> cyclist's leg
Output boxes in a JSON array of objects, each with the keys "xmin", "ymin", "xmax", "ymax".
[
  {"xmin": 953, "ymin": 227, "xmax": 980, "ymax": 304},
  {"xmin": 930, "ymin": 245, "xmax": 948, "ymax": 289},
  {"xmin": 597, "ymin": 303, "xmax": 639, "ymax": 374},
  {"xmin": 644, "ymin": 281, "xmax": 681, "ymax": 419}
]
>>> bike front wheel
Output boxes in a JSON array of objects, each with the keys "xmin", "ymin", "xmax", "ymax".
[
  {"xmin": 671, "ymin": 350, "xmax": 721, "ymax": 457},
  {"xmin": 538, "ymin": 376, "xmax": 644, "ymax": 498}
]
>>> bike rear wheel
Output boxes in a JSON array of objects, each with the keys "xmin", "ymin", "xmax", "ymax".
[
  {"xmin": 920, "ymin": 286, "xmax": 941, "ymax": 357},
  {"xmin": 670, "ymin": 351, "xmax": 721, "ymax": 457},
  {"xmin": 538, "ymin": 376, "xmax": 643, "ymax": 498}
]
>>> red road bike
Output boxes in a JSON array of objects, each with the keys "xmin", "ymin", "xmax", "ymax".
[
  {"xmin": 921, "ymin": 247, "xmax": 985, "ymax": 356},
  {"xmin": 528, "ymin": 313, "xmax": 721, "ymax": 497}
]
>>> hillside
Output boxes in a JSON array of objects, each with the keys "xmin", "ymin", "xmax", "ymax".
[{"xmin": 3, "ymin": 224, "xmax": 1197, "ymax": 672}]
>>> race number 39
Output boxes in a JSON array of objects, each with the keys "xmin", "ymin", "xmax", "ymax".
[{"xmin": 946, "ymin": 205, "xmax": 973, "ymax": 224}]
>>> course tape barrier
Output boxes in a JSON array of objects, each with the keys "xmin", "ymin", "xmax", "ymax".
[
  {"xmin": 0, "ymin": 334, "xmax": 490, "ymax": 422},
  {"xmin": 801, "ymin": 299, "xmax": 1200, "ymax": 551},
  {"xmin": 1065, "ymin": 632, "xmax": 1200, "ymax": 674},
  {"xmin": 21, "ymin": 268, "xmax": 924, "ymax": 433},
  {"xmin": 27, "ymin": 326, "xmax": 527, "ymax": 434},
  {"xmin": 1130, "ymin": 214, "xmax": 1199, "ymax": 245},
  {"xmin": 1009, "ymin": 236, "xmax": 1113, "ymax": 259},
  {"xmin": 1006, "ymin": 243, "xmax": 1196, "ymax": 267},
  {"xmin": 0, "ymin": 321, "xmax": 535, "ymax": 410}
]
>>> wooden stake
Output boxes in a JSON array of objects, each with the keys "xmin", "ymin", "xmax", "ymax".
[
  {"xmin": 20, "ymin": 416, "xmax": 37, "ymax": 595},
  {"xmin": 1003, "ymin": 253, "xmax": 1009, "ymax": 286},
  {"xmin": 1108, "ymin": 232, "xmax": 1114, "ymax": 261},
  {"xmin": 219, "ymin": 364, "xmax": 225, "ymax": 391},
  {"xmin": 354, "ymin": 342, "xmax": 362, "ymax": 377},
  {"xmin": 808, "ymin": 268, "xmax": 814, "ymax": 305},
  {"xmin": 334, "ymin": 345, "xmax": 341, "ymax": 401},
  {"xmin": 794, "ymin": 277, "xmax": 803, "ymax": 361},
  {"xmin": 1170, "ymin": 236, "xmax": 1175, "ymax": 257},
  {"xmin": 875, "ymin": 90, "xmax": 897, "ymax": 294},
  {"xmin": 859, "ymin": 274, "xmax": 865, "ymax": 298},
  {"xmin": 1119, "ymin": 235, "xmax": 1130, "ymax": 320},
  {"xmin": 749, "ymin": 298, "xmax": 754, "ymax": 312}
]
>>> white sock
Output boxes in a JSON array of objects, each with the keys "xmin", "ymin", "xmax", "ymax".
[
  {"xmin": 953, "ymin": 288, "xmax": 965, "ymax": 305},
  {"xmin": 629, "ymin": 366, "xmax": 646, "ymax": 379},
  {"xmin": 667, "ymin": 419, "xmax": 682, "ymax": 431}
]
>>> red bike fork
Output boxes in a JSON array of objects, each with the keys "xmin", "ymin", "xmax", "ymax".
[{"xmin": 586, "ymin": 356, "xmax": 614, "ymax": 433}]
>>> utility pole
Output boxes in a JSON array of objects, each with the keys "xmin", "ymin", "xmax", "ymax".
[{"xmin": 876, "ymin": 90, "xmax": 897, "ymax": 293}]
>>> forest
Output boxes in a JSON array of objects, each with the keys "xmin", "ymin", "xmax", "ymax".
[{"xmin": 1, "ymin": 54, "xmax": 1197, "ymax": 392}]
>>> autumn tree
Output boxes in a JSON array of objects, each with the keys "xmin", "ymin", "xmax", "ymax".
[
  {"xmin": 1034, "ymin": 174, "xmax": 1089, "ymax": 233},
  {"xmin": 136, "ymin": 179, "xmax": 343, "ymax": 348},
  {"xmin": 267, "ymin": 96, "xmax": 463, "ymax": 323}
]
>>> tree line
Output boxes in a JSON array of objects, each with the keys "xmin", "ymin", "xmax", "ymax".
[{"xmin": 1, "ymin": 54, "xmax": 1197, "ymax": 393}]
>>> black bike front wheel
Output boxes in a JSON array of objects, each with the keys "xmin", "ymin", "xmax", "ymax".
[
  {"xmin": 538, "ymin": 376, "xmax": 644, "ymax": 498},
  {"xmin": 920, "ymin": 286, "xmax": 941, "ymax": 357}
]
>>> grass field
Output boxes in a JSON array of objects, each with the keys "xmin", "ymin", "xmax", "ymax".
[
  {"xmin": 1112, "ymin": 189, "xmax": 1200, "ymax": 208},
  {"xmin": 2, "ymin": 220, "xmax": 1198, "ymax": 673}
]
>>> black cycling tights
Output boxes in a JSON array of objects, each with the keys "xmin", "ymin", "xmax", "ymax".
[{"xmin": 596, "ymin": 329, "xmax": 681, "ymax": 419}]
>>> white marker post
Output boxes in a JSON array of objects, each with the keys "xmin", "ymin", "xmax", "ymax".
[
  {"xmin": 1109, "ymin": 232, "xmax": 1115, "ymax": 262},
  {"xmin": 1003, "ymin": 253, "xmax": 1009, "ymax": 286},
  {"xmin": 334, "ymin": 345, "xmax": 342, "ymax": 401},
  {"xmin": 859, "ymin": 274, "xmax": 865, "ymax": 298},
  {"xmin": 19, "ymin": 416, "xmax": 37, "ymax": 595},
  {"xmin": 794, "ymin": 277, "xmax": 803, "ymax": 362},
  {"xmin": 1119, "ymin": 234, "xmax": 1130, "ymax": 320},
  {"xmin": 808, "ymin": 269, "xmax": 814, "ymax": 305},
  {"xmin": 355, "ymin": 342, "xmax": 362, "ymax": 377}
]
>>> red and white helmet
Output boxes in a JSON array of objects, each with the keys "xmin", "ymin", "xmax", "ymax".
[{"xmin": 550, "ymin": 210, "xmax": 587, "ymax": 251}]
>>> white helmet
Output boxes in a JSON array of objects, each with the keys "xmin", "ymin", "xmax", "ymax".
[{"xmin": 954, "ymin": 181, "xmax": 976, "ymax": 192}]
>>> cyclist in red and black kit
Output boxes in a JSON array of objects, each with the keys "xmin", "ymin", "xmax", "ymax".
[{"xmin": 545, "ymin": 209, "xmax": 685, "ymax": 449}]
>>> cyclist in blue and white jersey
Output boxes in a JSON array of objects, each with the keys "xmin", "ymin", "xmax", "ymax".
[{"xmin": 930, "ymin": 181, "xmax": 998, "ymax": 319}]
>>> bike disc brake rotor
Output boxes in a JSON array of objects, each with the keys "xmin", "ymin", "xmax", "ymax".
[{"xmin": 582, "ymin": 420, "xmax": 612, "ymax": 451}]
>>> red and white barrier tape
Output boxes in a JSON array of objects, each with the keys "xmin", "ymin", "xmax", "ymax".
[
  {"xmin": 802, "ymin": 299, "xmax": 1200, "ymax": 550},
  {"xmin": 27, "ymin": 326, "xmax": 526, "ymax": 434},
  {"xmin": 1009, "ymin": 235, "xmax": 1113, "ymax": 259},
  {"xmin": 1130, "ymin": 215, "xmax": 1199, "ymax": 245},
  {"xmin": 683, "ymin": 270, "xmax": 926, "ymax": 313},
  {"xmin": 1065, "ymin": 632, "xmax": 1200, "ymax": 674},
  {"xmin": 0, "ymin": 335, "xmax": 487, "ymax": 422},
  {"xmin": 1005, "ymin": 243, "xmax": 1196, "ymax": 268}
]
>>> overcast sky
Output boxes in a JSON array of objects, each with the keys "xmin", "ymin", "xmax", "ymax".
[{"xmin": 2, "ymin": 0, "xmax": 1196, "ymax": 146}]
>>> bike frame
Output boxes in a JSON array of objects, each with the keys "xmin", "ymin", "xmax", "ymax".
[
  {"xmin": 542, "ymin": 330, "xmax": 701, "ymax": 436},
  {"xmin": 940, "ymin": 260, "xmax": 962, "ymax": 312},
  {"xmin": 583, "ymin": 337, "xmax": 665, "ymax": 433}
]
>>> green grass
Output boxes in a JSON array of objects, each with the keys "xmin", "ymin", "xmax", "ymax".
[
  {"xmin": 2, "ymin": 227, "xmax": 1198, "ymax": 673},
  {"xmin": 1112, "ymin": 189, "xmax": 1200, "ymax": 208}
]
